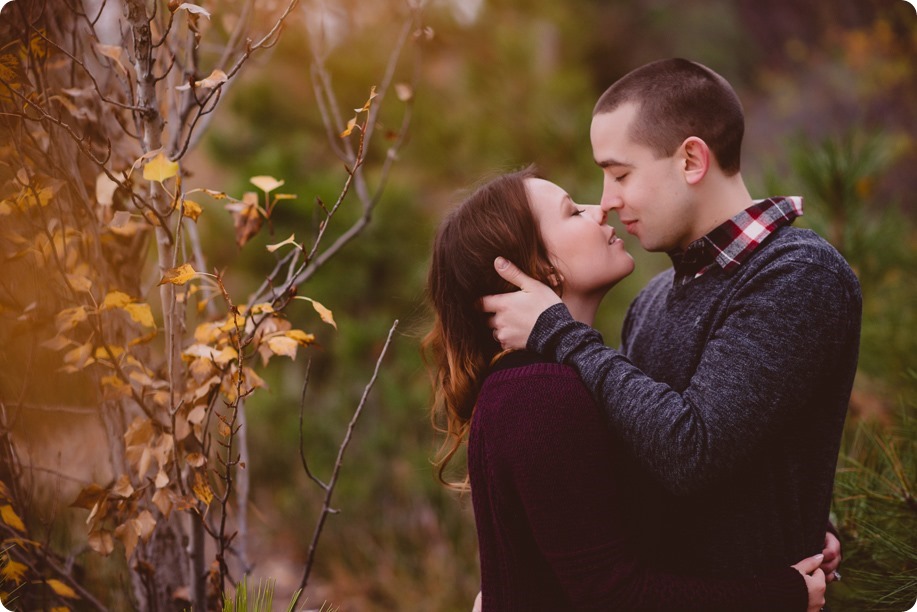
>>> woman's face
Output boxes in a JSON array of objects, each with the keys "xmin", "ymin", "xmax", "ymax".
[{"xmin": 525, "ymin": 178, "xmax": 634, "ymax": 298}]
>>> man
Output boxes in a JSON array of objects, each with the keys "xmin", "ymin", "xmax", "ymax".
[{"xmin": 482, "ymin": 58, "xmax": 857, "ymax": 584}]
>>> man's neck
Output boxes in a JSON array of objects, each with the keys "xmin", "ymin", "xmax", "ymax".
[{"xmin": 683, "ymin": 172, "xmax": 754, "ymax": 249}]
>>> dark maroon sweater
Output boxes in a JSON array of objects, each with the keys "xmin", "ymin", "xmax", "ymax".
[{"xmin": 468, "ymin": 352, "xmax": 807, "ymax": 611}]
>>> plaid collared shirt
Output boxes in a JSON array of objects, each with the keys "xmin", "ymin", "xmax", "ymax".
[{"xmin": 669, "ymin": 196, "xmax": 804, "ymax": 284}]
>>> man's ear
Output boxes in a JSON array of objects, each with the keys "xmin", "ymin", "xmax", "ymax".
[{"xmin": 680, "ymin": 137, "xmax": 710, "ymax": 185}]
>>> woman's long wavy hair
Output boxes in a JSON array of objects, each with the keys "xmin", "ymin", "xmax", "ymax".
[{"xmin": 424, "ymin": 166, "xmax": 559, "ymax": 489}]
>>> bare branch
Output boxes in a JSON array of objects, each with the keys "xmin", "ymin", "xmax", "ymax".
[
  {"xmin": 297, "ymin": 360, "xmax": 327, "ymax": 489},
  {"xmin": 293, "ymin": 320, "xmax": 399, "ymax": 604}
]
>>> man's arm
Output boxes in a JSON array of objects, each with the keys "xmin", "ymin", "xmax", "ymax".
[
  {"xmin": 483, "ymin": 256, "xmax": 859, "ymax": 495},
  {"xmin": 480, "ymin": 257, "xmax": 562, "ymax": 351}
]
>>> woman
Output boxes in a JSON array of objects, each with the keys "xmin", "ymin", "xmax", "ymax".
[{"xmin": 425, "ymin": 167, "xmax": 826, "ymax": 611}]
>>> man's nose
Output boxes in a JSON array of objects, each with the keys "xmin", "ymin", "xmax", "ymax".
[
  {"xmin": 600, "ymin": 193, "xmax": 622, "ymax": 213},
  {"xmin": 600, "ymin": 177, "xmax": 623, "ymax": 212}
]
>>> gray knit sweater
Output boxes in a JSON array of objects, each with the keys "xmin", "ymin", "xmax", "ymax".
[{"xmin": 528, "ymin": 225, "xmax": 861, "ymax": 575}]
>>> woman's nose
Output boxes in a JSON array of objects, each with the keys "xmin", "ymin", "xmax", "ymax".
[{"xmin": 585, "ymin": 205, "xmax": 607, "ymax": 225}]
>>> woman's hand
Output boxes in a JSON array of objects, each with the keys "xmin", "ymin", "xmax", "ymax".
[{"xmin": 791, "ymin": 553, "xmax": 826, "ymax": 612}]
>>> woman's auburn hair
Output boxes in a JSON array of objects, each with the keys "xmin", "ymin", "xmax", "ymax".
[{"xmin": 423, "ymin": 166, "xmax": 558, "ymax": 490}]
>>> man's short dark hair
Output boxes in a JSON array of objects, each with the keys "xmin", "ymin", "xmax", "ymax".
[{"xmin": 594, "ymin": 58, "xmax": 744, "ymax": 175}]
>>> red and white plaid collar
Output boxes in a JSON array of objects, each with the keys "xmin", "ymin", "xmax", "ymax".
[{"xmin": 670, "ymin": 197, "xmax": 804, "ymax": 281}]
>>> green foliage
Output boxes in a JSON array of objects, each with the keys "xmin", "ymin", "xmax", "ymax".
[
  {"xmin": 222, "ymin": 574, "xmax": 327, "ymax": 612},
  {"xmin": 830, "ymin": 396, "xmax": 917, "ymax": 610}
]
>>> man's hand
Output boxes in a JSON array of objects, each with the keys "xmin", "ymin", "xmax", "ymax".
[
  {"xmin": 479, "ymin": 257, "xmax": 561, "ymax": 351},
  {"xmin": 821, "ymin": 531, "xmax": 842, "ymax": 582}
]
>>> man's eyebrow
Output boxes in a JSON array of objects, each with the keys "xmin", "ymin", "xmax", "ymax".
[{"xmin": 595, "ymin": 158, "xmax": 633, "ymax": 169}]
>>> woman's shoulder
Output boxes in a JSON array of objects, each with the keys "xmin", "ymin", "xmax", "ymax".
[
  {"xmin": 484, "ymin": 350, "xmax": 580, "ymax": 383},
  {"xmin": 476, "ymin": 351, "xmax": 601, "ymax": 430}
]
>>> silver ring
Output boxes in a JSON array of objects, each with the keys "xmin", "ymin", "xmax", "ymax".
[{"xmin": 833, "ymin": 570, "xmax": 841, "ymax": 581}]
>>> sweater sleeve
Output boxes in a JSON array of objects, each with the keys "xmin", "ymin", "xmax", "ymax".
[
  {"xmin": 527, "ymin": 257, "xmax": 860, "ymax": 495},
  {"xmin": 485, "ymin": 369, "xmax": 808, "ymax": 611}
]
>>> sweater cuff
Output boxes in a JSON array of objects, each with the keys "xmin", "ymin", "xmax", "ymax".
[
  {"xmin": 527, "ymin": 302, "xmax": 574, "ymax": 358},
  {"xmin": 754, "ymin": 566, "xmax": 809, "ymax": 612}
]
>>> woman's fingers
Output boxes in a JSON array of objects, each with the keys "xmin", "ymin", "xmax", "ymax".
[{"xmin": 791, "ymin": 553, "xmax": 824, "ymax": 575}]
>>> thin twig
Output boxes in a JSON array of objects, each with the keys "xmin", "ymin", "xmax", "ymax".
[{"xmin": 293, "ymin": 320, "xmax": 399, "ymax": 605}]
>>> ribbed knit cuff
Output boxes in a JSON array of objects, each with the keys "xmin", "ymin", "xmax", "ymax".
[{"xmin": 527, "ymin": 302, "xmax": 574, "ymax": 357}]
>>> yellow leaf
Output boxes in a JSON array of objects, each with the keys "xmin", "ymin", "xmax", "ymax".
[
  {"xmin": 340, "ymin": 116, "xmax": 357, "ymax": 138},
  {"xmin": 0, "ymin": 200, "xmax": 12, "ymax": 215},
  {"xmin": 357, "ymin": 85, "xmax": 378, "ymax": 112},
  {"xmin": 307, "ymin": 298, "xmax": 337, "ymax": 329},
  {"xmin": 143, "ymin": 152, "xmax": 179, "ymax": 183},
  {"xmin": 0, "ymin": 480, "xmax": 11, "ymax": 500},
  {"xmin": 66, "ymin": 273, "xmax": 93, "ymax": 293},
  {"xmin": 0, "ymin": 504, "xmax": 25, "ymax": 532},
  {"xmin": 154, "ymin": 469, "xmax": 169, "ymax": 488},
  {"xmin": 88, "ymin": 529, "xmax": 114, "ymax": 556},
  {"xmin": 1, "ymin": 559, "xmax": 28, "ymax": 585},
  {"xmin": 266, "ymin": 335, "xmax": 298, "ymax": 360},
  {"xmin": 46, "ymin": 578, "xmax": 79, "ymax": 599},
  {"xmin": 135, "ymin": 510, "xmax": 156, "ymax": 540},
  {"xmin": 70, "ymin": 484, "xmax": 106, "ymax": 510},
  {"xmin": 183, "ymin": 344, "xmax": 237, "ymax": 366},
  {"xmin": 111, "ymin": 474, "xmax": 134, "ymax": 498},
  {"xmin": 218, "ymin": 311, "xmax": 245, "ymax": 332},
  {"xmin": 187, "ymin": 404, "xmax": 207, "ymax": 425},
  {"xmin": 250, "ymin": 176, "xmax": 284, "ymax": 192},
  {"xmin": 194, "ymin": 321, "xmax": 223, "ymax": 344},
  {"xmin": 182, "ymin": 199, "xmax": 202, "ymax": 221},
  {"xmin": 185, "ymin": 452, "xmax": 206, "ymax": 468},
  {"xmin": 152, "ymin": 488, "xmax": 173, "ymax": 518},
  {"xmin": 129, "ymin": 331, "xmax": 158, "ymax": 346},
  {"xmin": 102, "ymin": 290, "xmax": 133, "ymax": 309},
  {"xmin": 55, "ymin": 306, "xmax": 87, "ymax": 332},
  {"xmin": 158, "ymin": 263, "xmax": 196, "ymax": 286},
  {"xmin": 192, "ymin": 471, "xmax": 213, "ymax": 506},
  {"xmin": 196, "ymin": 68, "xmax": 226, "ymax": 88},
  {"xmin": 285, "ymin": 329, "xmax": 316, "ymax": 345},
  {"xmin": 124, "ymin": 303, "xmax": 156, "ymax": 328},
  {"xmin": 114, "ymin": 521, "xmax": 139, "ymax": 560},
  {"xmin": 101, "ymin": 375, "xmax": 132, "ymax": 400},
  {"xmin": 229, "ymin": 193, "xmax": 263, "ymax": 247},
  {"xmin": 241, "ymin": 367, "xmax": 267, "ymax": 392},
  {"xmin": 95, "ymin": 345, "xmax": 124, "ymax": 360},
  {"xmin": 266, "ymin": 233, "xmax": 299, "ymax": 253},
  {"xmin": 250, "ymin": 302, "xmax": 275, "ymax": 315},
  {"xmin": 63, "ymin": 342, "xmax": 95, "ymax": 371},
  {"xmin": 143, "ymin": 210, "xmax": 163, "ymax": 226}
]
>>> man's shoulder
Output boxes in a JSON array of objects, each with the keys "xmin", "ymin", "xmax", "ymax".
[
  {"xmin": 634, "ymin": 267, "xmax": 674, "ymax": 301},
  {"xmin": 753, "ymin": 226, "xmax": 860, "ymax": 288}
]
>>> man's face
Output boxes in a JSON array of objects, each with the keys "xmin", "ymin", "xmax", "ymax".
[{"xmin": 590, "ymin": 103, "xmax": 694, "ymax": 253}]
